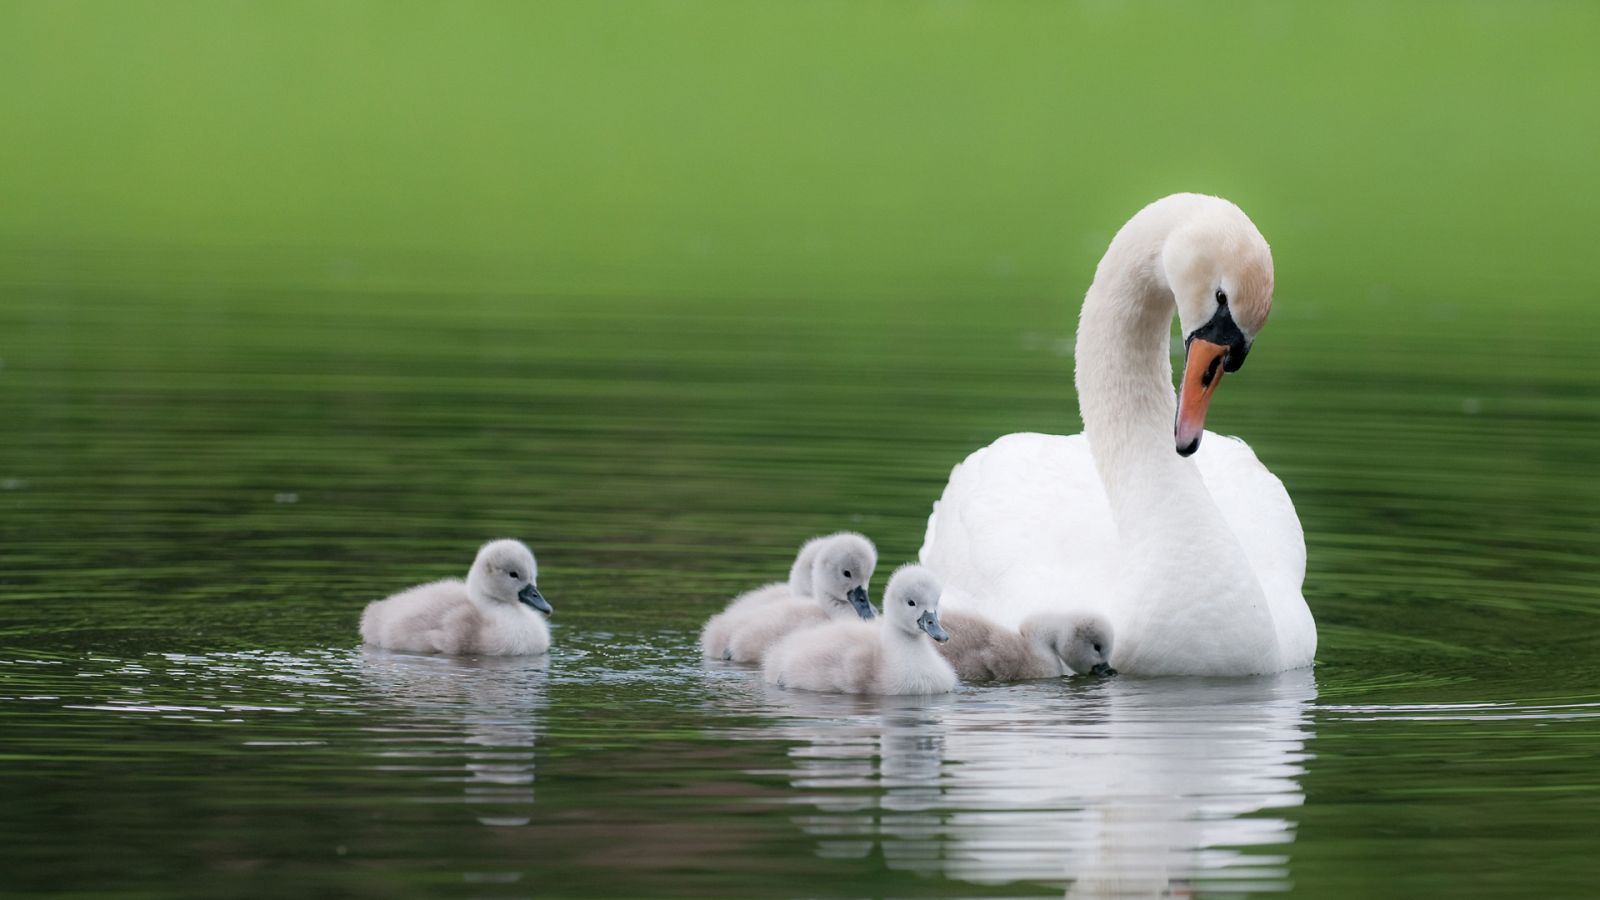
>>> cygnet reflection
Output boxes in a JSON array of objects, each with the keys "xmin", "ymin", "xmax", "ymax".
[{"xmin": 357, "ymin": 649, "xmax": 550, "ymax": 827}]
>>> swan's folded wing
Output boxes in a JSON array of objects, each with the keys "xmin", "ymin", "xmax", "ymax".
[
  {"xmin": 1191, "ymin": 433, "xmax": 1305, "ymax": 593},
  {"xmin": 1194, "ymin": 433, "xmax": 1315, "ymax": 667},
  {"xmin": 920, "ymin": 433, "xmax": 1118, "ymax": 627}
]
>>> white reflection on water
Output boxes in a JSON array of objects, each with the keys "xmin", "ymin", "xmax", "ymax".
[
  {"xmin": 356, "ymin": 650, "xmax": 548, "ymax": 828},
  {"xmin": 746, "ymin": 670, "xmax": 1316, "ymax": 898}
]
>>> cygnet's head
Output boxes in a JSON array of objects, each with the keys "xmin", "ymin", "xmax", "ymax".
[
  {"xmin": 1159, "ymin": 195, "xmax": 1274, "ymax": 457},
  {"xmin": 465, "ymin": 539, "xmax": 551, "ymax": 615},
  {"xmin": 808, "ymin": 532, "xmax": 877, "ymax": 620},
  {"xmin": 883, "ymin": 564, "xmax": 947, "ymax": 642},
  {"xmin": 1057, "ymin": 614, "xmax": 1115, "ymax": 677}
]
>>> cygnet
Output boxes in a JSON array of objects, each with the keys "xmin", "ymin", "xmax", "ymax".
[
  {"xmin": 937, "ymin": 609, "xmax": 1115, "ymax": 682},
  {"xmin": 762, "ymin": 564, "xmax": 957, "ymax": 695},
  {"xmin": 700, "ymin": 532, "xmax": 877, "ymax": 663},
  {"xmin": 360, "ymin": 539, "xmax": 553, "ymax": 656}
]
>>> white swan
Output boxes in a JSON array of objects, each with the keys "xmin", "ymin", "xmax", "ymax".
[
  {"xmin": 938, "ymin": 609, "xmax": 1115, "ymax": 682},
  {"xmin": 360, "ymin": 539, "xmax": 553, "ymax": 656},
  {"xmin": 920, "ymin": 193, "xmax": 1316, "ymax": 676},
  {"xmin": 700, "ymin": 532, "xmax": 877, "ymax": 663},
  {"xmin": 762, "ymin": 564, "xmax": 957, "ymax": 695}
]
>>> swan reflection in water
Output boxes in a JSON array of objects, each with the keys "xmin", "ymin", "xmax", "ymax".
[
  {"xmin": 356, "ymin": 649, "xmax": 549, "ymax": 828},
  {"xmin": 749, "ymin": 669, "xmax": 1315, "ymax": 898}
]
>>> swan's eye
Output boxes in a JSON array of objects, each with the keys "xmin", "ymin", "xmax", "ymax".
[
  {"xmin": 1215, "ymin": 288, "xmax": 1228, "ymax": 305},
  {"xmin": 906, "ymin": 600, "xmax": 915, "ymax": 607},
  {"xmin": 508, "ymin": 570, "xmax": 520, "ymax": 579},
  {"xmin": 843, "ymin": 569, "xmax": 852, "ymax": 578},
  {"xmin": 1093, "ymin": 643, "xmax": 1103, "ymax": 653}
]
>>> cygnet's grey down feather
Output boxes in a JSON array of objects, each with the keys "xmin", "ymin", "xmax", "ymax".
[
  {"xmin": 762, "ymin": 564, "xmax": 957, "ymax": 696},
  {"xmin": 700, "ymin": 532, "xmax": 877, "ymax": 663},
  {"xmin": 938, "ymin": 609, "xmax": 1114, "ymax": 682},
  {"xmin": 360, "ymin": 539, "xmax": 553, "ymax": 656}
]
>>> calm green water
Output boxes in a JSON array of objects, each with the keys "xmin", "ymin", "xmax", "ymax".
[{"xmin": 3, "ymin": 284, "xmax": 1599, "ymax": 898}]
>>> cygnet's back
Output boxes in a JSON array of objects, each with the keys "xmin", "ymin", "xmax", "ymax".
[
  {"xmin": 937, "ymin": 610, "xmax": 1058, "ymax": 682},
  {"xmin": 761, "ymin": 619, "xmax": 881, "ymax": 691},
  {"xmin": 700, "ymin": 532, "xmax": 877, "ymax": 663},
  {"xmin": 360, "ymin": 539, "xmax": 554, "ymax": 656},
  {"xmin": 361, "ymin": 579, "xmax": 472, "ymax": 652},
  {"xmin": 762, "ymin": 564, "xmax": 957, "ymax": 695},
  {"xmin": 937, "ymin": 609, "xmax": 1115, "ymax": 682}
]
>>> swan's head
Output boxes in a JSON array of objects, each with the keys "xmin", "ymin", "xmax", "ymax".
[
  {"xmin": 884, "ymin": 564, "xmax": 947, "ymax": 642},
  {"xmin": 810, "ymin": 532, "xmax": 878, "ymax": 619},
  {"xmin": 466, "ymin": 539, "xmax": 551, "ymax": 615},
  {"xmin": 1162, "ymin": 199, "xmax": 1275, "ymax": 456}
]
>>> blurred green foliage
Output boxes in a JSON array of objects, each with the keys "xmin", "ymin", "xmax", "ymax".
[{"xmin": 2, "ymin": 1, "xmax": 1596, "ymax": 306}]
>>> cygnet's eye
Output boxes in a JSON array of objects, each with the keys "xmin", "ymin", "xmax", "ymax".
[
  {"xmin": 1215, "ymin": 288, "xmax": 1228, "ymax": 305},
  {"xmin": 843, "ymin": 569, "xmax": 852, "ymax": 578},
  {"xmin": 1093, "ymin": 643, "xmax": 1103, "ymax": 653},
  {"xmin": 906, "ymin": 599, "xmax": 915, "ymax": 607},
  {"xmin": 508, "ymin": 570, "xmax": 520, "ymax": 580}
]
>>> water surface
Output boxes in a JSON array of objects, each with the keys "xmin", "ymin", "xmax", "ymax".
[{"xmin": 3, "ymin": 286, "xmax": 1599, "ymax": 898}]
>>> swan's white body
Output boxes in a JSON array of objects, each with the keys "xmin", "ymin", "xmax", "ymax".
[
  {"xmin": 920, "ymin": 194, "xmax": 1316, "ymax": 676},
  {"xmin": 763, "ymin": 566, "xmax": 957, "ymax": 695}
]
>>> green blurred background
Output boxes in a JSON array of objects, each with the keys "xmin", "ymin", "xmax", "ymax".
[{"xmin": 4, "ymin": 0, "xmax": 1597, "ymax": 307}]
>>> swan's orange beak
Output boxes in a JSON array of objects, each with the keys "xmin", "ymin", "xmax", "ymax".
[{"xmin": 1176, "ymin": 338, "xmax": 1230, "ymax": 457}]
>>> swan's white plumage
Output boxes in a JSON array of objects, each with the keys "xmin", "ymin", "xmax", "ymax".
[
  {"xmin": 923, "ymin": 431, "xmax": 1306, "ymax": 644},
  {"xmin": 922, "ymin": 432, "xmax": 1117, "ymax": 624},
  {"xmin": 763, "ymin": 565, "xmax": 957, "ymax": 695},
  {"xmin": 919, "ymin": 194, "xmax": 1315, "ymax": 676}
]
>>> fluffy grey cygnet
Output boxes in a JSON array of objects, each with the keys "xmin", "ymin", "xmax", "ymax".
[
  {"xmin": 359, "ymin": 539, "xmax": 553, "ymax": 656},
  {"xmin": 700, "ymin": 532, "xmax": 877, "ymax": 663},
  {"xmin": 762, "ymin": 564, "xmax": 957, "ymax": 696},
  {"xmin": 937, "ymin": 609, "xmax": 1115, "ymax": 682}
]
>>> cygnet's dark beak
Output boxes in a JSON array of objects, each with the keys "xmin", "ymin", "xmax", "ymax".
[
  {"xmin": 918, "ymin": 609, "xmax": 948, "ymax": 643},
  {"xmin": 847, "ymin": 585, "xmax": 876, "ymax": 620},
  {"xmin": 517, "ymin": 582, "xmax": 552, "ymax": 615},
  {"xmin": 1090, "ymin": 662, "xmax": 1117, "ymax": 677}
]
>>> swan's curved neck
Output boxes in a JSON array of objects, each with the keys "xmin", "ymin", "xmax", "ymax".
[
  {"xmin": 1073, "ymin": 205, "xmax": 1204, "ymax": 521},
  {"xmin": 1071, "ymin": 200, "xmax": 1278, "ymax": 674}
]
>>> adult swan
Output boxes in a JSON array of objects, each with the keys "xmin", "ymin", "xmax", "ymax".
[{"xmin": 920, "ymin": 194, "xmax": 1315, "ymax": 676}]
